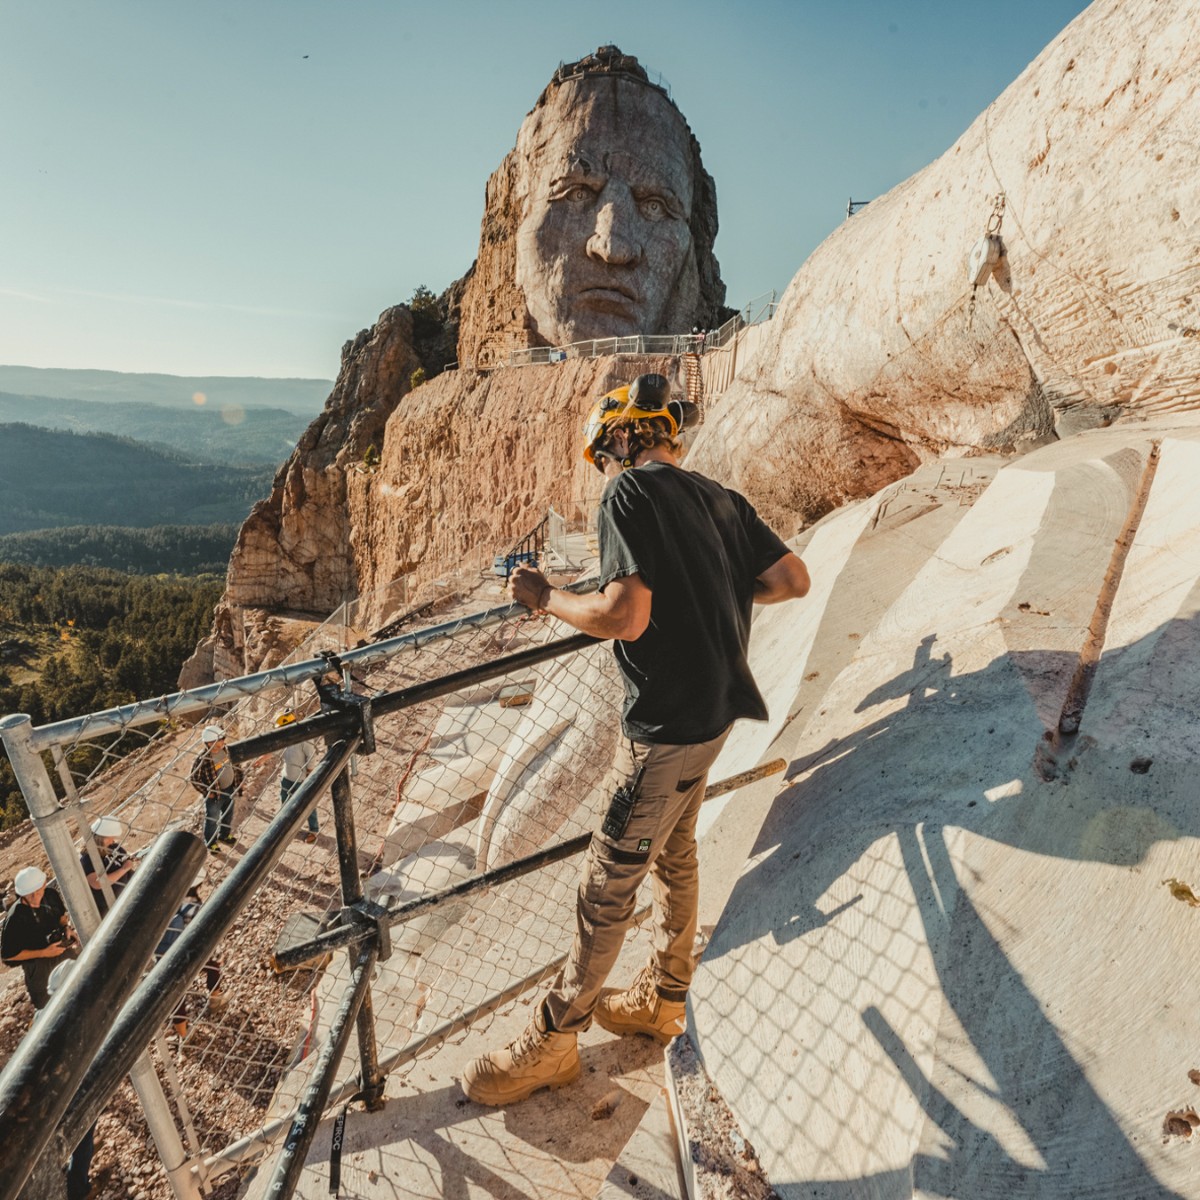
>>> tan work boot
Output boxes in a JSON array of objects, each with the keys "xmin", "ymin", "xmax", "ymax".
[
  {"xmin": 595, "ymin": 966, "xmax": 686, "ymax": 1044},
  {"xmin": 462, "ymin": 1004, "xmax": 580, "ymax": 1106}
]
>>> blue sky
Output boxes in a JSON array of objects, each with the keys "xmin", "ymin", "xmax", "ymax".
[{"xmin": 1, "ymin": 0, "xmax": 1089, "ymax": 381}]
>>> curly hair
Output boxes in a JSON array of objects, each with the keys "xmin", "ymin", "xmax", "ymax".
[{"xmin": 596, "ymin": 416, "xmax": 681, "ymax": 464}]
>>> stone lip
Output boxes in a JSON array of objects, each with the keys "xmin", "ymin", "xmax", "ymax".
[{"xmin": 666, "ymin": 1032, "xmax": 779, "ymax": 1200}]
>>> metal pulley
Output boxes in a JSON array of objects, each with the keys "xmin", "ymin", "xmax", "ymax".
[{"xmin": 968, "ymin": 234, "xmax": 1003, "ymax": 287}]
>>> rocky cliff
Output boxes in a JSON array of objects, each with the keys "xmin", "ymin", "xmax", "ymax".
[
  {"xmin": 197, "ymin": 1, "xmax": 1200, "ymax": 682},
  {"xmin": 186, "ymin": 307, "xmax": 422, "ymax": 682}
]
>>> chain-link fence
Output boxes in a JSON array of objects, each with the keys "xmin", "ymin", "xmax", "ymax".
[{"xmin": 1, "ymin": 568, "xmax": 629, "ymax": 1197}]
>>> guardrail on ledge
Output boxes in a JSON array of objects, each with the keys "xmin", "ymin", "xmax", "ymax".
[
  {"xmin": 0, "ymin": 580, "xmax": 620, "ymax": 1198},
  {"xmin": 452, "ymin": 291, "xmax": 778, "ymax": 374}
]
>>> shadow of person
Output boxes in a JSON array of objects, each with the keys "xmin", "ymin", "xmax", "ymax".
[
  {"xmin": 266, "ymin": 1034, "xmax": 662, "ymax": 1199},
  {"xmin": 691, "ymin": 614, "xmax": 1200, "ymax": 1198}
]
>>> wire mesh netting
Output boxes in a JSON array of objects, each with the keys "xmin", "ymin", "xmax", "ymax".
[{"xmin": 5, "ymin": 556, "xmax": 634, "ymax": 1194}]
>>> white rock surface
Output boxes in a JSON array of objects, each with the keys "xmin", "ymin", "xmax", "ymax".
[
  {"xmin": 686, "ymin": 415, "xmax": 1200, "ymax": 1198},
  {"xmin": 689, "ymin": 0, "xmax": 1200, "ymax": 534}
]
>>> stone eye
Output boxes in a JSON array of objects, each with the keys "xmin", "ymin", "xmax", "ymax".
[
  {"xmin": 638, "ymin": 196, "xmax": 667, "ymax": 220},
  {"xmin": 565, "ymin": 185, "xmax": 594, "ymax": 203}
]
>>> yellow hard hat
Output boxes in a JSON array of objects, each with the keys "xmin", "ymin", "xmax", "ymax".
[
  {"xmin": 275, "ymin": 710, "xmax": 297, "ymax": 727},
  {"xmin": 582, "ymin": 373, "xmax": 697, "ymax": 467}
]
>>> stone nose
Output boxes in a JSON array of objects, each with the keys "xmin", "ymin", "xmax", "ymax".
[{"xmin": 586, "ymin": 184, "xmax": 643, "ymax": 266}]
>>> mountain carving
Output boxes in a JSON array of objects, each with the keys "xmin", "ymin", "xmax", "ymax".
[
  {"xmin": 198, "ymin": 5, "xmax": 1200, "ymax": 681},
  {"xmin": 455, "ymin": 45, "xmax": 726, "ymax": 368}
]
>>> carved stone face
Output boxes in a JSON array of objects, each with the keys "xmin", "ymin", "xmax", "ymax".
[{"xmin": 514, "ymin": 76, "xmax": 699, "ymax": 345}]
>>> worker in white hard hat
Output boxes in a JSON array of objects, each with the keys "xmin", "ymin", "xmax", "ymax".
[
  {"xmin": 1, "ymin": 866, "xmax": 77, "ymax": 1008},
  {"xmin": 79, "ymin": 815, "xmax": 136, "ymax": 917},
  {"xmin": 189, "ymin": 724, "xmax": 244, "ymax": 852}
]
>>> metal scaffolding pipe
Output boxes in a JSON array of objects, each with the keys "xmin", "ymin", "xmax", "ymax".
[
  {"xmin": 0, "ymin": 714, "xmax": 203, "ymax": 1200},
  {"xmin": 227, "ymin": 631, "xmax": 599, "ymax": 764},
  {"xmin": 21, "ymin": 582, "xmax": 600, "ymax": 751},
  {"xmin": 0, "ymin": 715, "xmax": 103, "ymax": 941},
  {"xmin": 56, "ymin": 738, "xmax": 358, "ymax": 1153},
  {"xmin": 274, "ymin": 829, "xmax": 591, "ymax": 970},
  {"xmin": 0, "ymin": 831, "xmax": 206, "ymax": 1200},
  {"xmin": 272, "ymin": 758, "xmax": 788, "ymax": 971},
  {"xmin": 330, "ymin": 768, "xmax": 385, "ymax": 1110},
  {"xmin": 264, "ymin": 942, "xmax": 378, "ymax": 1199}
]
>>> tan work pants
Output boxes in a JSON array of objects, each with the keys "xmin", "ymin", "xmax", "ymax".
[{"xmin": 543, "ymin": 727, "xmax": 730, "ymax": 1034}]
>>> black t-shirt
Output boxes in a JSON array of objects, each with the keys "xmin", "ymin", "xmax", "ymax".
[
  {"xmin": 596, "ymin": 461, "xmax": 790, "ymax": 744},
  {"xmin": 1, "ymin": 887, "xmax": 67, "ymax": 962},
  {"xmin": 80, "ymin": 844, "xmax": 131, "ymax": 916}
]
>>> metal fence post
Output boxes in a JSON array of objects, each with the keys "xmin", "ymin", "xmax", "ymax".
[
  {"xmin": 0, "ymin": 831, "xmax": 206, "ymax": 1200},
  {"xmin": 330, "ymin": 767, "xmax": 386, "ymax": 1110},
  {"xmin": 0, "ymin": 714, "xmax": 203, "ymax": 1200}
]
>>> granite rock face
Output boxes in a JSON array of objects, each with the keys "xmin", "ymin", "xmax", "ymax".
[
  {"xmin": 208, "ymin": 305, "xmax": 422, "ymax": 676},
  {"xmin": 456, "ymin": 46, "xmax": 726, "ymax": 367},
  {"xmin": 687, "ymin": 0, "xmax": 1200, "ymax": 534},
  {"xmin": 204, "ymin": 5, "xmax": 1199, "ymax": 678}
]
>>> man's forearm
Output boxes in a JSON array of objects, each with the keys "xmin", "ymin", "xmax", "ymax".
[
  {"xmin": 511, "ymin": 565, "xmax": 651, "ymax": 641},
  {"xmin": 542, "ymin": 586, "xmax": 637, "ymax": 640},
  {"xmin": 5, "ymin": 946, "xmax": 58, "ymax": 962}
]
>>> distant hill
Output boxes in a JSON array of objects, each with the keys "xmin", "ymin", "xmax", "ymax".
[
  {"xmin": 0, "ymin": 423, "xmax": 273, "ymax": 535},
  {"xmin": 0, "ymin": 391, "xmax": 309, "ymax": 466},
  {"xmin": 0, "ymin": 523, "xmax": 238, "ymax": 574},
  {"xmin": 0, "ymin": 365, "xmax": 331, "ymax": 415}
]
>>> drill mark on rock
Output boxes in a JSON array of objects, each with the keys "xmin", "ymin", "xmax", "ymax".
[
  {"xmin": 1189, "ymin": 1069, "xmax": 1200, "ymax": 1087},
  {"xmin": 1163, "ymin": 1108, "xmax": 1200, "ymax": 1141},
  {"xmin": 1162, "ymin": 878, "xmax": 1200, "ymax": 906},
  {"xmin": 981, "ymin": 546, "xmax": 1013, "ymax": 565},
  {"xmin": 1130, "ymin": 757, "xmax": 1153, "ymax": 774},
  {"xmin": 591, "ymin": 1088, "xmax": 623, "ymax": 1120},
  {"xmin": 1018, "ymin": 601, "xmax": 1051, "ymax": 616},
  {"xmin": 1057, "ymin": 441, "xmax": 1161, "ymax": 737}
]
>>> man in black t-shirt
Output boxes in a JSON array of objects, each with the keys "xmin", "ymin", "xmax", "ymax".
[
  {"xmin": 80, "ymin": 815, "xmax": 136, "ymax": 917},
  {"xmin": 2, "ymin": 866, "xmax": 77, "ymax": 1008},
  {"xmin": 464, "ymin": 374, "xmax": 810, "ymax": 1106}
]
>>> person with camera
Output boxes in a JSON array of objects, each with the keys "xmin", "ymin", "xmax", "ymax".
[
  {"xmin": 80, "ymin": 814, "xmax": 136, "ymax": 917},
  {"xmin": 462, "ymin": 374, "xmax": 810, "ymax": 1105},
  {"xmin": 1, "ymin": 866, "xmax": 77, "ymax": 1009},
  {"xmin": 154, "ymin": 870, "xmax": 226, "ymax": 1041}
]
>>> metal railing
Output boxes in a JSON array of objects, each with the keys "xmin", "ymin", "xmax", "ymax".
[
  {"xmin": 553, "ymin": 59, "xmax": 672, "ymax": 101},
  {"xmin": 0, "ymin": 831, "xmax": 205, "ymax": 1200},
  {"xmin": 447, "ymin": 293, "xmax": 778, "ymax": 375},
  {"xmin": 492, "ymin": 513, "xmax": 549, "ymax": 579},
  {"xmin": 0, "ymin": 580, "xmax": 622, "ymax": 1197},
  {"xmin": 509, "ymin": 332, "xmax": 698, "ymax": 367}
]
